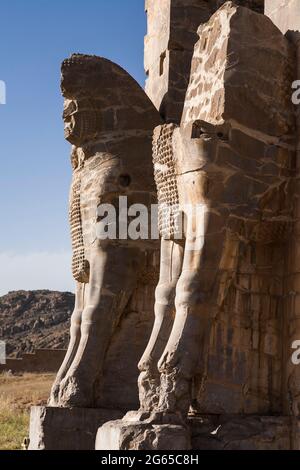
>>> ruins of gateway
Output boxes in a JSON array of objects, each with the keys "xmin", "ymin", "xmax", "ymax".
[{"xmin": 29, "ymin": 0, "xmax": 300, "ymax": 450}]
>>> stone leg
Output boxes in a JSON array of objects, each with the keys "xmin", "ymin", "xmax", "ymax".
[
  {"xmin": 138, "ymin": 238, "xmax": 184, "ymax": 410},
  {"xmin": 49, "ymin": 282, "xmax": 85, "ymax": 406},
  {"xmin": 156, "ymin": 208, "xmax": 222, "ymax": 418},
  {"xmin": 57, "ymin": 244, "xmax": 140, "ymax": 407},
  {"xmin": 157, "ymin": 275, "xmax": 212, "ymax": 417}
]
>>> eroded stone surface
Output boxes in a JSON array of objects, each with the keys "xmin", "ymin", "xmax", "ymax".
[
  {"xmin": 145, "ymin": 0, "xmax": 264, "ymax": 123},
  {"xmin": 96, "ymin": 415, "xmax": 300, "ymax": 450},
  {"xmin": 32, "ymin": 0, "xmax": 300, "ymax": 453},
  {"xmin": 137, "ymin": 3, "xmax": 297, "ymax": 427},
  {"xmin": 182, "ymin": 1, "xmax": 296, "ymax": 417},
  {"xmin": 29, "ymin": 406, "xmax": 123, "ymax": 450},
  {"xmin": 265, "ymin": 0, "xmax": 300, "ymax": 34},
  {"xmin": 48, "ymin": 55, "xmax": 161, "ymax": 409},
  {"xmin": 189, "ymin": 415, "xmax": 300, "ymax": 450},
  {"xmin": 96, "ymin": 419, "xmax": 191, "ymax": 450}
]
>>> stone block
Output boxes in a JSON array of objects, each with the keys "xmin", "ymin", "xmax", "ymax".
[
  {"xmin": 96, "ymin": 415, "xmax": 300, "ymax": 450},
  {"xmin": 29, "ymin": 406, "xmax": 123, "ymax": 450},
  {"xmin": 145, "ymin": 1, "xmax": 264, "ymax": 122},
  {"xmin": 190, "ymin": 415, "xmax": 300, "ymax": 450},
  {"xmin": 96, "ymin": 419, "xmax": 191, "ymax": 450}
]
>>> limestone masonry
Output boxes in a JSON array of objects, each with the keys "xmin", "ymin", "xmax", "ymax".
[{"xmin": 29, "ymin": 0, "xmax": 300, "ymax": 450}]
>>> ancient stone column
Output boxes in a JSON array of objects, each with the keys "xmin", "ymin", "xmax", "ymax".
[
  {"xmin": 265, "ymin": 1, "xmax": 300, "ymax": 421},
  {"xmin": 97, "ymin": 2, "xmax": 298, "ymax": 450},
  {"xmin": 144, "ymin": 0, "xmax": 264, "ymax": 124},
  {"xmin": 29, "ymin": 54, "xmax": 162, "ymax": 450},
  {"xmin": 264, "ymin": 0, "xmax": 300, "ymax": 427}
]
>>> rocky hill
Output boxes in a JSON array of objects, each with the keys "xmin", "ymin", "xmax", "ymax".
[{"xmin": 0, "ymin": 290, "xmax": 74, "ymax": 357}]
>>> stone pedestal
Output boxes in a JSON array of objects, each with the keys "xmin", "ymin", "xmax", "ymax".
[
  {"xmin": 96, "ymin": 419, "xmax": 191, "ymax": 450},
  {"xmin": 29, "ymin": 406, "xmax": 123, "ymax": 450},
  {"xmin": 96, "ymin": 415, "xmax": 300, "ymax": 451},
  {"xmin": 190, "ymin": 415, "xmax": 300, "ymax": 450}
]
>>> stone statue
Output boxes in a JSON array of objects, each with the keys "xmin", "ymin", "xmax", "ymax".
[
  {"xmin": 49, "ymin": 54, "xmax": 161, "ymax": 408},
  {"xmin": 136, "ymin": 0, "xmax": 295, "ymax": 422},
  {"xmin": 30, "ymin": 0, "xmax": 300, "ymax": 452},
  {"xmin": 96, "ymin": 2, "xmax": 296, "ymax": 450},
  {"xmin": 137, "ymin": 1, "xmax": 296, "ymax": 424}
]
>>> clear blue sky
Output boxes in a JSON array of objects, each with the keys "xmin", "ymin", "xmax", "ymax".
[{"xmin": 0, "ymin": 0, "xmax": 146, "ymax": 295}]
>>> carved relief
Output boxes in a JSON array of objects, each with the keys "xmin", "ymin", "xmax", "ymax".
[
  {"xmin": 136, "ymin": 1, "xmax": 296, "ymax": 426},
  {"xmin": 49, "ymin": 54, "xmax": 161, "ymax": 408}
]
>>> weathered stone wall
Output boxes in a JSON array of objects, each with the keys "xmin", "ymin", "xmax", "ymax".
[
  {"xmin": 190, "ymin": 415, "xmax": 300, "ymax": 450},
  {"xmin": 143, "ymin": 0, "xmax": 297, "ymax": 417},
  {"xmin": 144, "ymin": 0, "xmax": 171, "ymax": 118},
  {"xmin": 145, "ymin": 0, "xmax": 213, "ymax": 123},
  {"xmin": 145, "ymin": 0, "xmax": 264, "ymax": 124},
  {"xmin": 264, "ymin": 0, "xmax": 300, "ymax": 416},
  {"xmin": 96, "ymin": 251, "xmax": 159, "ymax": 411},
  {"xmin": 265, "ymin": 0, "xmax": 300, "ymax": 34},
  {"xmin": 0, "ymin": 349, "xmax": 66, "ymax": 373},
  {"xmin": 195, "ymin": 243, "xmax": 288, "ymax": 414},
  {"xmin": 181, "ymin": 3, "xmax": 296, "ymax": 415}
]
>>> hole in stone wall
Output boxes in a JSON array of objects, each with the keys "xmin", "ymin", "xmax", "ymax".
[
  {"xmin": 119, "ymin": 174, "xmax": 131, "ymax": 187},
  {"xmin": 191, "ymin": 121, "xmax": 211, "ymax": 139},
  {"xmin": 216, "ymin": 128, "xmax": 229, "ymax": 141}
]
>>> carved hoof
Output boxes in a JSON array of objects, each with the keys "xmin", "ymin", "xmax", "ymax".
[
  {"xmin": 48, "ymin": 381, "xmax": 61, "ymax": 407},
  {"xmin": 58, "ymin": 374, "xmax": 94, "ymax": 408},
  {"xmin": 138, "ymin": 370, "xmax": 161, "ymax": 410}
]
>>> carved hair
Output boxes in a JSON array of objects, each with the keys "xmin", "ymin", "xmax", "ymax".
[{"xmin": 61, "ymin": 54, "xmax": 159, "ymax": 134}]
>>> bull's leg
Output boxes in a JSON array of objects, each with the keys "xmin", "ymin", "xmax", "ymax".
[
  {"xmin": 156, "ymin": 213, "xmax": 222, "ymax": 419},
  {"xmin": 49, "ymin": 282, "xmax": 85, "ymax": 406},
  {"xmin": 58, "ymin": 244, "xmax": 140, "ymax": 407},
  {"xmin": 138, "ymin": 238, "xmax": 184, "ymax": 411}
]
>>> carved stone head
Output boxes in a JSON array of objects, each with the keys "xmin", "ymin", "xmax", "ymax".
[
  {"xmin": 63, "ymin": 97, "xmax": 101, "ymax": 146},
  {"xmin": 61, "ymin": 53, "xmax": 160, "ymax": 148}
]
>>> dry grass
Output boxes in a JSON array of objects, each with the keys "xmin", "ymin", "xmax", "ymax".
[{"xmin": 0, "ymin": 372, "xmax": 55, "ymax": 450}]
